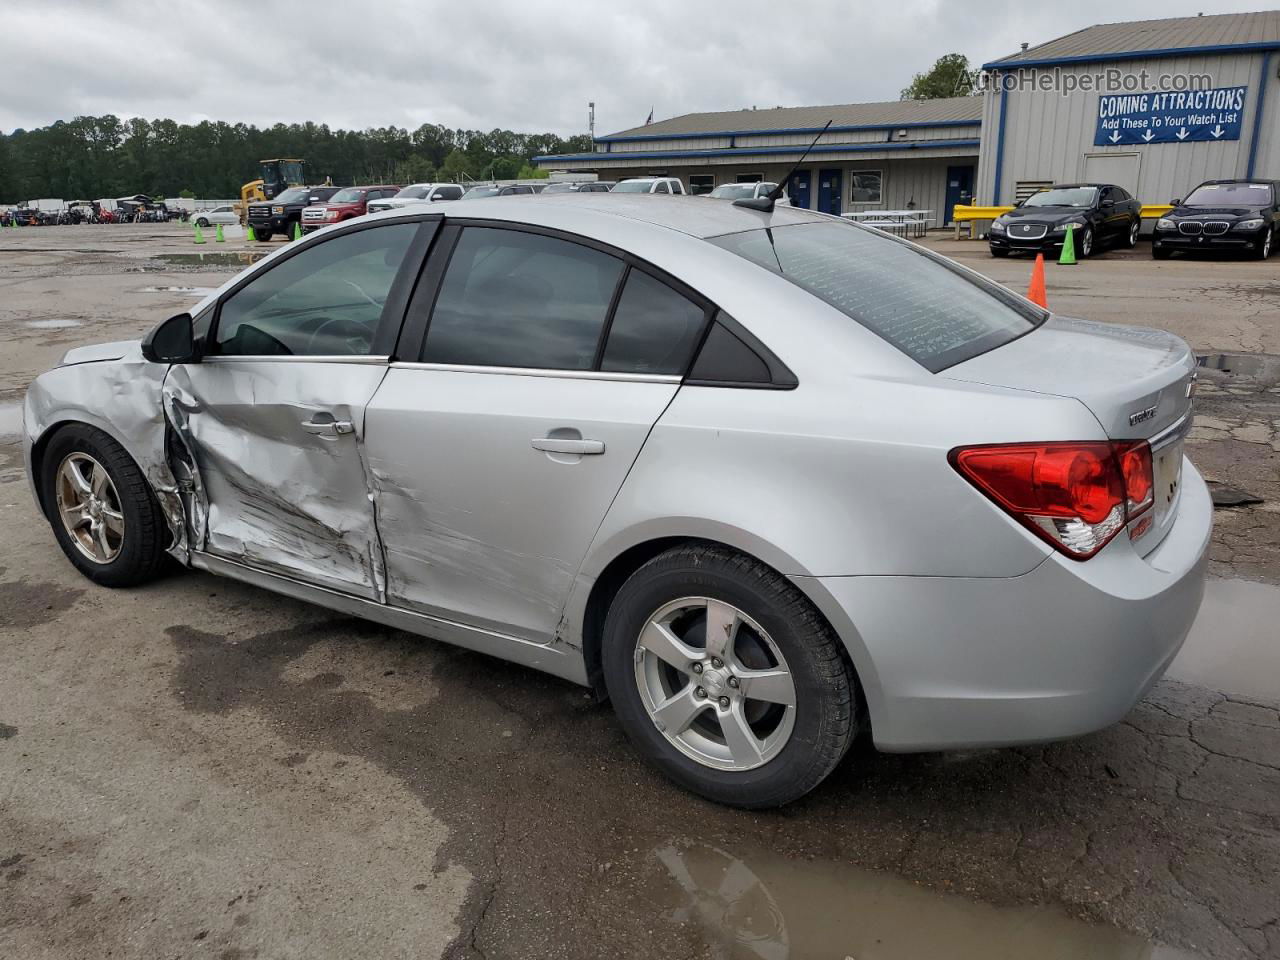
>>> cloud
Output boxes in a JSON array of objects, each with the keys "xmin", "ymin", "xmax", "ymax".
[{"xmin": 0, "ymin": 0, "xmax": 1272, "ymax": 136}]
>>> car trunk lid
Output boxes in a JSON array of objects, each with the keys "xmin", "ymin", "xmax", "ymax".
[{"xmin": 944, "ymin": 316, "xmax": 1196, "ymax": 555}]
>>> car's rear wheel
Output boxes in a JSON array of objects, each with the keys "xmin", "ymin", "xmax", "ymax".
[
  {"xmin": 1126, "ymin": 218, "xmax": 1140, "ymax": 248},
  {"xmin": 41, "ymin": 424, "xmax": 170, "ymax": 587},
  {"xmin": 602, "ymin": 544, "xmax": 857, "ymax": 808}
]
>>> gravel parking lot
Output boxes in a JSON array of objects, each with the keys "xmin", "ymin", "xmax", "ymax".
[{"xmin": 1, "ymin": 224, "xmax": 1278, "ymax": 960}]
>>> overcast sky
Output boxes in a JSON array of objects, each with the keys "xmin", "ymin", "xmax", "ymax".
[{"xmin": 0, "ymin": 0, "xmax": 1273, "ymax": 137}]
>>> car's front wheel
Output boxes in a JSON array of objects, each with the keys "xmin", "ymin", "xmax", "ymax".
[
  {"xmin": 1257, "ymin": 228, "xmax": 1274, "ymax": 260},
  {"xmin": 602, "ymin": 544, "xmax": 857, "ymax": 808},
  {"xmin": 196, "ymin": 217, "xmax": 210, "ymax": 228},
  {"xmin": 989, "ymin": 247, "xmax": 1009, "ymax": 258},
  {"xmin": 40, "ymin": 424, "xmax": 170, "ymax": 587},
  {"xmin": 1077, "ymin": 225, "xmax": 1094, "ymax": 257},
  {"xmin": 1126, "ymin": 218, "xmax": 1141, "ymax": 248}
]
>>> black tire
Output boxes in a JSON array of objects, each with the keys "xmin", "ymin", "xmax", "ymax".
[
  {"xmin": 989, "ymin": 247, "xmax": 1009, "ymax": 258},
  {"xmin": 602, "ymin": 544, "xmax": 857, "ymax": 808},
  {"xmin": 255, "ymin": 230, "xmax": 273, "ymax": 242},
  {"xmin": 1077, "ymin": 226, "xmax": 1094, "ymax": 258},
  {"xmin": 1256, "ymin": 228, "xmax": 1273, "ymax": 260},
  {"xmin": 196, "ymin": 217, "xmax": 210, "ymax": 228},
  {"xmin": 1125, "ymin": 217, "xmax": 1141, "ymax": 248},
  {"xmin": 1153, "ymin": 247, "xmax": 1172, "ymax": 260},
  {"xmin": 40, "ymin": 424, "xmax": 170, "ymax": 587}
]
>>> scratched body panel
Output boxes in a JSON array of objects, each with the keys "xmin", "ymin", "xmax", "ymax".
[
  {"xmin": 364, "ymin": 367, "xmax": 678, "ymax": 644},
  {"xmin": 163, "ymin": 360, "xmax": 388, "ymax": 599}
]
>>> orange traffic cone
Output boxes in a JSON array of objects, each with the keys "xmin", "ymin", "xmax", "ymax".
[{"xmin": 1026, "ymin": 253, "xmax": 1048, "ymax": 309}]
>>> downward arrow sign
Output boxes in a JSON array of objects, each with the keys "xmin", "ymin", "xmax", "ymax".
[
  {"xmin": 1109, "ymin": 131, "xmax": 1122, "ymax": 143},
  {"xmin": 1211, "ymin": 124, "xmax": 1225, "ymax": 138},
  {"xmin": 1142, "ymin": 130, "xmax": 1155, "ymax": 142},
  {"xmin": 1176, "ymin": 127, "xmax": 1189, "ymax": 140}
]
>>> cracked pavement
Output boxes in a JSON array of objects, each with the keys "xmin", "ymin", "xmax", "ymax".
[{"xmin": 1, "ymin": 226, "xmax": 1278, "ymax": 959}]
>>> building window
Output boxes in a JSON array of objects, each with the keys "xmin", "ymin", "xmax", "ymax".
[
  {"xmin": 736, "ymin": 173, "xmax": 764, "ymax": 183},
  {"xmin": 849, "ymin": 170, "xmax": 882, "ymax": 204},
  {"xmin": 689, "ymin": 174, "xmax": 715, "ymax": 195}
]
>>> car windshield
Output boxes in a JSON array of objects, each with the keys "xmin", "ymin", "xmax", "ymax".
[
  {"xmin": 1183, "ymin": 183, "xmax": 1274, "ymax": 206},
  {"xmin": 709, "ymin": 185, "xmax": 758, "ymax": 200},
  {"xmin": 397, "ymin": 186, "xmax": 431, "ymax": 199},
  {"xmin": 1023, "ymin": 187, "xmax": 1097, "ymax": 208},
  {"xmin": 463, "ymin": 187, "xmax": 502, "ymax": 199},
  {"xmin": 710, "ymin": 221, "xmax": 1043, "ymax": 373},
  {"xmin": 274, "ymin": 188, "xmax": 308, "ymax": 204},
  {"xmin": 329, "ymin": 188, "xmax": 364, "ymax": 203},
  {"xmin": 542, "ymin": 183, "xmax": 575, "ymax": 193},
  {"xmin": 612, "ymin": 181, "xmax": 655, "ymax": 193}
]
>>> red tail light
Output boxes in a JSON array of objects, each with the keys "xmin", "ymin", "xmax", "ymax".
[{"xmin": 950, "ymin": 440, "xmax": 1154, "ymax": 560}]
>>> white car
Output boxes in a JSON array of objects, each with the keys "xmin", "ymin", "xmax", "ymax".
[
  {"xmin": 367, "ymin": 183, "xmax": 464, "ymax": 214},
  {"xmin": 192, "ymin": 206, "xmax": 239, "ymax": 227},
  {"xmin": 707, "ymin": 182, "xmax": 791, "ymax": 206},
  {"xmin": 612, "ymin": 177, "xmax": 686, "ymax": 195}
]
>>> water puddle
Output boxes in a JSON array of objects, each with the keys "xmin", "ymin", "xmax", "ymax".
[
  {"xmin": 153, "ymin": 252, "xmax": 266, "ymax": 267},
  {"xmin": 23, "ymin": 318, "xmax": 82, "ymax": 329},
  {"xmin": 1169, "ymin": 578, "xmax": 1280, "ymax": 700},
  {"xmin": 645, "ymin": 840, "xmax": 1198, "ymax": 959},
  {"xmin": 137, "ymin": 286, "xmax": 215, "ymax": 295},
  {"xmin": 1196, "ymin": 352, "xmax": 1280, "ymax": 386},
  {"xmin": 0, "ymin": 402, "xmax": 21, "ymax": 442}
]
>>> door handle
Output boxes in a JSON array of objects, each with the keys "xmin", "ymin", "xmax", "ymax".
[
  {"xmin": 531, "ymin": 437, "xmax": 605, "ymax": 455},
  {"xmin": 301, "ymin": 417, "xmax": 354, "ymax": 437}
]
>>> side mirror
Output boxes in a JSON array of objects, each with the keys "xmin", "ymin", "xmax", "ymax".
[
  {"xmin": 141, "ymin": 312, "xmax": 199, "ymax": 364},
  {"xmin": 1171, "ymin": 198, "xmax": 1181, "ymax": 206},
  {"xmin": 1013, "ymin": 198, "xmax": 1024, "ymax": 207}
]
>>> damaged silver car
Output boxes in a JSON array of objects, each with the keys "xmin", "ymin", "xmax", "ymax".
[{"xmin": 24, "ymin": 195, "xmax": 1211, "ymax": 807}]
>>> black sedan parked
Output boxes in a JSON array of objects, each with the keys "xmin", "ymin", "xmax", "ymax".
[
  {"xmin": 988, "ymin": 183, "xmax": 1142, "ymax": 258},
  {"xmin": 1152, "ymin": 180, "xmax": 1279, "ymax": 260}
]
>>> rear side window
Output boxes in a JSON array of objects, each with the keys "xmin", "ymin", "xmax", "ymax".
[
  {"xmin": 422, "ymin": 227, "xmax": 624, "ymax": 370},
  {"xmin": 654, "ymin": 182, "xmax": 670, "ymax": 194},
  {"xmin": 601, "ymin": 269, "xmax": 706, "ymax": 374},
  {"xmin": 710, "ymin": 221, "xmax": 1042, "ymax": 372}
]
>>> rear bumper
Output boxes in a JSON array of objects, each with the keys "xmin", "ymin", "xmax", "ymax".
[{"xmin": 798, "ymin": 458, "xmax": 1211, "ymax": 752}]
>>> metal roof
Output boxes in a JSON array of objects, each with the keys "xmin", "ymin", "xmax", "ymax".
[
  {"xmin": 600, "ymin": 97, "xmax": 982, "ymax": 141},
  {"xmin": 987, "ymin": 9, "xmax": 1280, "ymax": 67}
]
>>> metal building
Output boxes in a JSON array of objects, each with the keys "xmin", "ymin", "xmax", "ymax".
[
  {"xmin": 977, "ymin": 10, "xmax": 1280, "ymax": 206},
  {"xmin": 534, "ymin": 98, "xmax": 982, "ymax": 226}
]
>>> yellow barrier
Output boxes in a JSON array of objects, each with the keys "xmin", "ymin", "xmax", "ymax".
[{"xmin": 952, "ymin": 203, "xmax": 1175, "ymax": 238}]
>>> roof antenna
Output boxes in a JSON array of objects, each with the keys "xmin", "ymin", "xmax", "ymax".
[{"xmin": 734, "ymin": 119, "xmax": 832, "ymax": 213}]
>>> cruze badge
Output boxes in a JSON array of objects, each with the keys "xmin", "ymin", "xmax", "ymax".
[{"xmin": 1128, "ymin": 405, "xmax": 1158, "ymax": 427}]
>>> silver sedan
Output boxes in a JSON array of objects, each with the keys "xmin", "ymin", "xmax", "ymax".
[{"xmin": 22, "ymin": 195, "xmax": 1211, "ymax": 807}]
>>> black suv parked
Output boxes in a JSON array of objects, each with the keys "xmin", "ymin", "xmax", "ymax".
[
  {"xmin": 989, "ymin": 183, "xmax": 1143, "ymax": 258},
  {"xmin": 248, "ymin": 186, "xmax": 341, "ymax": 241},
  {"xmin": 1152, "ymin": 179, "xmax": 1279, "ymax": 260}
]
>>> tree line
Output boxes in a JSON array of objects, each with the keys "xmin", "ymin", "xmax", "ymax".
[{"xmin": 0, "ymin": 116, "xmax": 593, "ymax": 202}]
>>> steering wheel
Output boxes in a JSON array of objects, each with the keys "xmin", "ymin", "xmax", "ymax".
[{"xmin": 306, "ymin": 315, "xmax": 373, "ymax": 355}]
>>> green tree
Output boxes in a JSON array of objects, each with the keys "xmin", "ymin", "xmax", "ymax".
[{"xmin": 900, "ymin": 53, "xmax": 976, "ymax": 100}]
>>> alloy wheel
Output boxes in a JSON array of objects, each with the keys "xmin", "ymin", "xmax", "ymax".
[
  {"xmin": 55, "ymin": 452, "xmax": 124, "ymax": 564},
  {"xmin": 1129, "ymin": 220, "xmax": 1140, "ymax": 246},
  {"xmin": 633, "ymin": 597, "xmax": 796, "ymax": 771},
  {"xmin": 1081, "ymin": 227, "xmax": 1093, "ymax": 257}
]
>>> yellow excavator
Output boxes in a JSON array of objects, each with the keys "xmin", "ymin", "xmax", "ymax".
[{"xmin": 237, "ymin": 159, "xmax": 306, "ymax": 222}]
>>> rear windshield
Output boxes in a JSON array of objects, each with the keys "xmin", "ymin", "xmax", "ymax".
[
  {"xmin": 329, "ymin": 188, "xmax": 365, "ymax": 203},
  {"xmin": 612, "ymin": 181, "xmax": 655, "ymax": 193},
  {"xmin": 274, "ymin": 188, "xmax": 308, "ymax": 204},
  {"xmin": 710, "ymin": 221, "xmax": 1044, "ymax": 372},
  {"xmin": 397, "ymin": 185, "xmax": 431, "ymax": 199}
]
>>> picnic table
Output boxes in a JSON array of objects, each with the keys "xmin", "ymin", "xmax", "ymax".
[{"xmin": 841, "ymin": 209, "xmax": 933, "ymax": 238}]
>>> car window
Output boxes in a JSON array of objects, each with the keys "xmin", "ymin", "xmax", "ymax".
[
  {"xmin": 601, "ymin": 269, "xmax": 706, "ymax": 375},
  {"xmin": 670, "ymin": 180, "xmax": 684, "ymax": 195},
  {"xmin": 213, "ymin": 223, "xmax": 418, "ymax": 357},
  {"xmin": 442, "ymin": 186, "xmax": 463, "ymax": 199},
  {"xmin": 422, "ymin": 227, "xmax": 624, "ymax": 370},
  {"xmin": 654, "ymin": 182, "xmax": 670, "ymax": 194},
  {"xmin": 711, "ymin": 221, "xmax": 1042, "ymax": 373}
]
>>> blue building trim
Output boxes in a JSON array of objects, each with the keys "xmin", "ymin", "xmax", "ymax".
[
  {"xmin": 992, "ymin": 77, "xmax": 1009, "ymax": 204},
  {"xmin": 534, "ymin": 139, "xmax": 981, "ymax": 166},
  {"xmin": 983, "ymin": 40, "xmax": 1280, "ymax": 71},
  {"xmin": 596, "ymin": 119, "xmax": 981, "ymax": 143},
  {"xmin": 1247, "ymin": 50, "xmax": 1273, "ymax": 179}
]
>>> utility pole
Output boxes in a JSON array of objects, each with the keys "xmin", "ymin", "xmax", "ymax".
[{"xmin": 588, "ymin": 102, "xmax": 595, "ymax": 142}]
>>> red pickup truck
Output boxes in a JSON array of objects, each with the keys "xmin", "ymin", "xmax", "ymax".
[{"xmin": 300, "ymin": 185, "xmax": 402, "ymax": 233}]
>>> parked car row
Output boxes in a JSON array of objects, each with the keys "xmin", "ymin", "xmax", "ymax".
[{"xmin": 989, "ymin": 179, "xmax": 1279, "ymax": 261}]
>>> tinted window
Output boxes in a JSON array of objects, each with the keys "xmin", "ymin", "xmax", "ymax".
[
  {"xmin": 423, "ymin": 228, "xmax": 624, "ymax": 370},
  {"xmin": 1183, "ymin": 182, "xmax": 1274, "ymax": 205},
  {"xmin": 654, "ymin": 181, "xmax": 670, "ymax": 194},
  {"xmin": 441, "ymin": 186, "xmax": 463, "ymax": 199},
  {"xmin": 711, "ymin": 221, "xmax": 1041, "ymax": 373},
  {"xmin": 214, "ymin": 223, "xmax": 417, "ymax": 357},
  {"xmin": 601, "ymin": 270, "xmax": 706, "ymax": 375}
]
